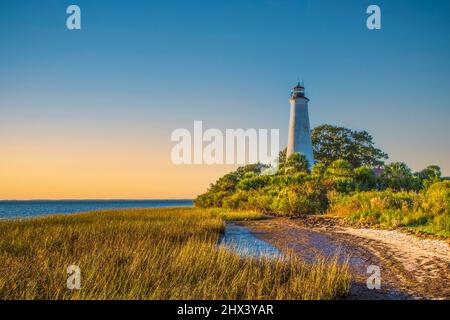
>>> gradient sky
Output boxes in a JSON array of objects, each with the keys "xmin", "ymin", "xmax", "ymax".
[{"xmin": 1, "ymin": 0, "xmax": 449, "ymax": 199}]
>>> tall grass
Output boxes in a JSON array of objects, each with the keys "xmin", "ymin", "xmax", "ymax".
[
  {"xmin": 0, "ymin": 207, "xmax": 349, "ymax": 299},
  {"xmin": 328, "ymin": 181, "xmax": 450, "ymax": 237}
]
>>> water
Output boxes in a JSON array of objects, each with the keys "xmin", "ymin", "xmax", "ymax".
[
  {"xmin": 0, "ymin": 199, "xmax": 193, "ymax": 219},
  {"xmin": 220, "ymin": 223, "xmax": 282, "ymax": 258}
]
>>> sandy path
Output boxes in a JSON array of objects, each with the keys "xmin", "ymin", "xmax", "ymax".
[{"xmin": 239, "ymin": 217, "xmax": 449, "ymax": 300}]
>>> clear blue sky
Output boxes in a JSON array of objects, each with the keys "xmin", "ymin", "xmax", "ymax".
[{"xmin": 1, "ymin": 0, "xmax": 449, "ymax": 198}]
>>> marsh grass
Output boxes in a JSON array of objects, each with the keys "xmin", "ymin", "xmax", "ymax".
[{"xmin": 0, "ymin": 207, "xmax": 349, "ymax": 299}]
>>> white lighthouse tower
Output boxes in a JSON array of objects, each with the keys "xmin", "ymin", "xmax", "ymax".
[{"xmin": 286, "ymin": 82, "xmax": 314, "ymax": 168}]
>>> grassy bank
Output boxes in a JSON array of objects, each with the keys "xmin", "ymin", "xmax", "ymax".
[
  {"xmin": 328, "ymin": 181, "xmax": 450, "ymax": 237},
  {"xmin": 0, "ymin": 207, "xmax": 350, "ymax": 300}
]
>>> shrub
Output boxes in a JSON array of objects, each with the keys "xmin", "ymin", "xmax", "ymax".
[
  {"xmin": 246, "ymin": 192, "xmax": 274, "ymax": 214},
  {"xmin": 379, "ymin": 162, "xmax": 419, "ymax": 191},
  {"xmin": 354, "ymin": 166, "xmax": 376, "ymax": 191},
  {"xmin": 237, "ymin": 175, "xmax": 271, "ymax": 191},
  {"xmin": 270, "ymin": 181, "xmax": 328, "ymax": 216},
  {"xmin": 327, "ymin": 181, "xmax": 450, "ymax": 236},
  {"xmin": 222, "ymin": 190, "xmax": 250, "ymax": 209}
]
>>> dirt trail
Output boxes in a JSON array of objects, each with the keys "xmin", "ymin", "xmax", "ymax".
[{"xmin": 238, "ymin": 217, "xmax": 450, "ymax": 300}]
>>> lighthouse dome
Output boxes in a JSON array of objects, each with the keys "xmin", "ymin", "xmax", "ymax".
[{"xmin": 291, "ymin": 82, "xmax": 309, "ymax": 100}]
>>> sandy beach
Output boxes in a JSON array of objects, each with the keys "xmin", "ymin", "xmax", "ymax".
[{"xmin": 239, "ymin": 216, "xmax": 450, "ymax": 300}]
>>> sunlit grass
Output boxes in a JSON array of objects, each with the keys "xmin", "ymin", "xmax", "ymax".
[
  {"xmin": 208, "ymin": 208, "xmax": 264, "ymax": 221},
  {"xmin": 0, "ymin": 207, "xmax": 349, "ymax": 299},
  {"xmin": 327, "ymin": 181, "xmax": 449, "ymax": 237}
]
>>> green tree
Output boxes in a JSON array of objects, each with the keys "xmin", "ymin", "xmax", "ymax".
[
  {"xmin": 354, "ymin": 165, "xmax": 376, "ymax": 191},
  {"xmin": 416, "ymin": 165, "xmax": 442, "ymax": 189},
  {"xmin": 325, "ymin": 159, "xmax": 354, "ymax": 179},
  {"xmin": 325, "ymin": 159, "xmax": 355, "ymax": 193},
  {"xmin": 281, "ymin": 153, "xmax": 310, "ymax": 175},
  {"xmin": 237, "ymin": 175, "xmax": 271, "ymax": 191},
  {"xmin": 417, "ymin": 165, "xmax": 441, "ymax": 181},
  {"xmin": 194, "ymin": 163, "xmax": 268, "ymax": 208},
  {"xmin": 276, "ymin": 148, "xmax": 287, "ymax": 172},
  {"xmin": 311, "ymin": 163, "xmax": 327, "ymax": 177},
  {"xmin": 312, "ymin": 124, "xmax": 388, "ymax": 167},
  {"xmin": 380, "ymin": 162, "xmax": 418, "ymax": 191}
]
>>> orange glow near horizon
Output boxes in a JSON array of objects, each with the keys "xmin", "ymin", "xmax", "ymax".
[
  {"xmin": 0, "ymin": 130, "xmax": 237, "ymax": 200},
  {"xmin": 1, "ymin": 153, "xmax": 237, "ymax": 200}
]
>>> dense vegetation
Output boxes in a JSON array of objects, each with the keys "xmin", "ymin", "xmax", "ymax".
[
  {"xmin": 0, "ymin": 207, "xmax": 350, "ymax": 299},
  {"xmin": 195, "ymin": 124, "xmax": 449, "ymax": 237}
]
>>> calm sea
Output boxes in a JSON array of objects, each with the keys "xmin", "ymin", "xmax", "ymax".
[{"xmin": 0, "ymin": 200, "xmax": 193, "ymax": 219}]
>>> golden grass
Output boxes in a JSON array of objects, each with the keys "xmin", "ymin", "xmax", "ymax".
[{"xmin": 0, "ymin": 207, "xmax": 350, "ymax": 299}]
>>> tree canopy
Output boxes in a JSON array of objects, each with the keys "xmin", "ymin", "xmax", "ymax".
[
  {"xmin": 379, "ymin": 162, "xmax": 418, "ymax": 191},
  {"xmin": 312, "ymin": 124, "xmax": 388, "ymax": 167},
  {"xmin": 279, "ymin": 153, "xmax": 310, "ymax": 175}
]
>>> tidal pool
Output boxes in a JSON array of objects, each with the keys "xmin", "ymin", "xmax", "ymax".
[{"xmin": 219, "ymin": 223, "xmax": 282, "ymax": 258}]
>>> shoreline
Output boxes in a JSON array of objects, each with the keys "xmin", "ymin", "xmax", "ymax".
[
  {"xmin": 238, "ymin": 216, "xmax": 450, "ymax": 300},
  {"xmin": 0, "ymin": 200, "xmax": 194, "ymax": 220},
  {"xmin": 2, "ymin": 206, "xmax": 448, "ymax": 299}
]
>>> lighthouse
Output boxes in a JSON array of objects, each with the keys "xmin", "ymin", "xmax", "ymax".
[{"xmin": 286, "ymin": 83, "xmax": 314, "ymax": 168}]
